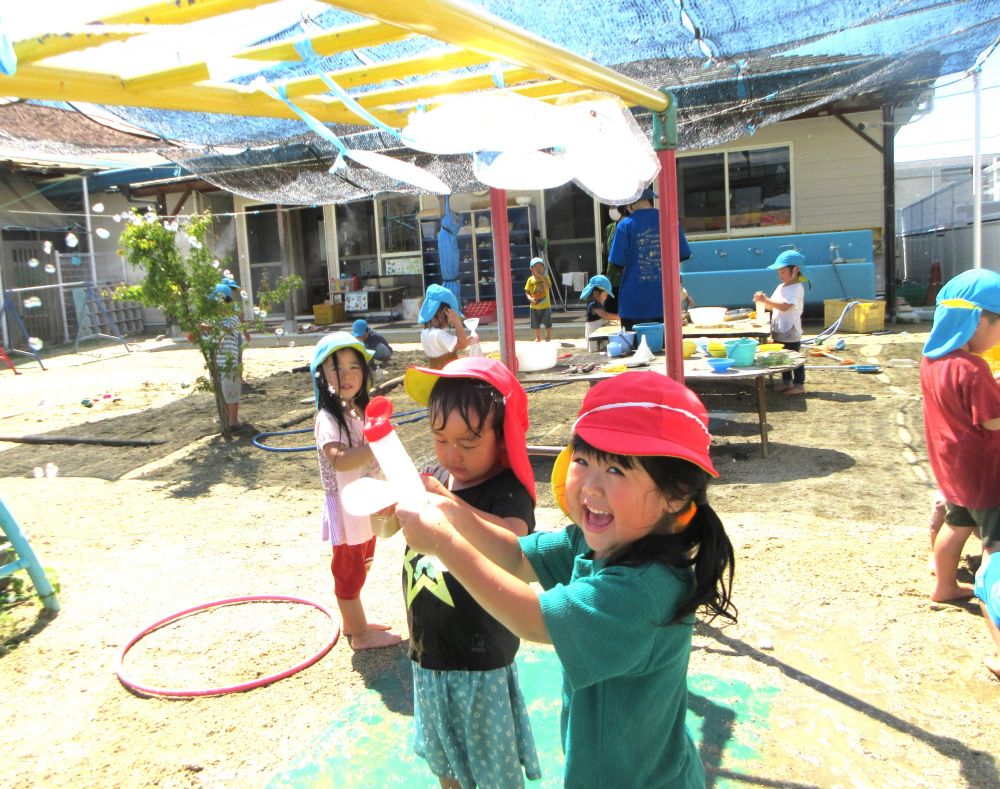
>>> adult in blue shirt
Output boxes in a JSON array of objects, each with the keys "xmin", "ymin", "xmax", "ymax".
[{"xmin": 608, "ymin": 186, "xmax": 690, "ymax": 332}]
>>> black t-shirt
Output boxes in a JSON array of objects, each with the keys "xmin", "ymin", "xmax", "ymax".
[
  {"xmin": 587, "ymin": 293, "xmax": 618, "ymax": 322},
  {"xmin": 404, "ymin": 468, "xmax": 535, "ymax": 671}
]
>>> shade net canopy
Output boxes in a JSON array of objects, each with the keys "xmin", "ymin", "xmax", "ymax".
[{"xmin": 0, "ymin": 0, "xmax": 997, "ymax": 204}]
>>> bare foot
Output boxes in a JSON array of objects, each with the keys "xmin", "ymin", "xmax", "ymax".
[
  {"xmin": 772, "ymin": 382, "xmax": 792, "ymax": 392},
  {"xmin": 783, "ymin": 385, "xmax": 806, "ymax": 396},
  {"xmin": 343, "ymin": 621, "xmax": 392, "ymax": 635},
  {"xmin": 348, "ymin": 628, "xmax": 402, "ymax": 650},
  {"xmin": 930, "ymin": 582, "xmax": 974, "ymax": 602},
  {"xmin": 984, "ymin": 655, "xmax": 1000, "ymax": 680}
]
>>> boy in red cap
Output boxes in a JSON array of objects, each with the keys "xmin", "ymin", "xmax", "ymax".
[
  {"xmin": 398, "ymin": 370, "xmax": 737, "ymax": 788},
  {"xmin": 400, "ymin": 357, "xmax": 540, "ymax": 788}
]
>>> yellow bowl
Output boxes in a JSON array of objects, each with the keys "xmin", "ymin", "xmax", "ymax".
[
  {"xmin": 682, "ymin": 339, "xmax": 697, "ymax": 359},
  {"xmin": 707, "ymin": 342, "xmax": 728, "ymax": 358},
  {"xmin": 757, "ymin": 343, "xmax": 783, "ymax": 353}
]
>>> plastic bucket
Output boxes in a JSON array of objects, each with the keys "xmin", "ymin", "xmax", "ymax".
[
  {"xmin": 723, "ymin": 337, "xmax": 758, "ymax": 367},
  {"xmin": 632, "ymin": 323, "xmax": 664, "ymax": 353}
]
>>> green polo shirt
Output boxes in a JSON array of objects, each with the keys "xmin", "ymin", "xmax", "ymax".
[{"xmin": 520, "ymin": 526, "xmax": 704, "ymax": 788}]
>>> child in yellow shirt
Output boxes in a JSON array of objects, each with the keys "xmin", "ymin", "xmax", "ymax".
[{"xmin": 525, "ymin": 257, "xmax": 552, "ymax": 342}]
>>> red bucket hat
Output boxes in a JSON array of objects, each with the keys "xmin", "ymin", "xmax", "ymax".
[
  {"xmin": 405, "ymin": 357, "xmax": 535, "ymax": 502},
  {"xmin": 551, "ymin": 370, "xmax": 716, "ymax": 514}
]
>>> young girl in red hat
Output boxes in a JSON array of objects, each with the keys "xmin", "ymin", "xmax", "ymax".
[
  {"xmin": 397, "ymin": 371, "xmax": 737, "ymax": 788},
  {"xmin": 401, "ymin": 356, "xmax": 541, "ymax": 789}
]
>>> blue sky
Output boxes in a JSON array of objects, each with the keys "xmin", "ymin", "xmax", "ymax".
[{"xmin": 893, "ymin": 51, "xmax": 1000, "ymax": 164}]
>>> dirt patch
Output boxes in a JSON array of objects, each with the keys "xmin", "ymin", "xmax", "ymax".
[{"xmin": 1, "ymin": 328, "xmax": 997, "ymax": 788}]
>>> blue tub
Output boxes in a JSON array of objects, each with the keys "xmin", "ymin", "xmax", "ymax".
[{"xmin": 633, "ymin": 322, "xmax": 664, "ymax": 353}]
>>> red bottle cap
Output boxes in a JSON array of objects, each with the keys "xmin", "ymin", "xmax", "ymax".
[{"xmin": 363, "ymin": 396, "xmax": 395, "ymax": 441}]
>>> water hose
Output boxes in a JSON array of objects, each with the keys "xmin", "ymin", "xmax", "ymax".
[
  {"xmin": 802, "ymin": 301, "xmax": 858, "ymax": 346},
  {"xmin": 252, "ymin": 382, "xmax": 572, "ymax": 452}
]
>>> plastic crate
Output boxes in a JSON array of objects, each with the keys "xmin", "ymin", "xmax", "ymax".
[
  {"xmin": 824, "ymin": 298, "xmax": 885, "ymax": 333},
  {"xmin": 464, "ymin": 300, "xmax": 497, "ymax": 324},
  {"xmin": 312, "ymin": 302, "xmax": 346, "ymax": 325},
  {"xmin": 980, "ymin": 342, "xmax": 1000, "ymax": 374}
]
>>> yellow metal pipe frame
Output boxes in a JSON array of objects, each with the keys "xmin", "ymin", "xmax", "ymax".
[
  {"xmin": 126, "ymin": 21, "xmax": 415, "ymax": 93},
  {"xmin": 283, "ymin": 48, "xmax": 492, "ymax": 99},
  {"xmin": 14, "ymin": 31, "xmax": 138, "ymax": 66},
  {"xmin": 236, "ymin": 21, "xmax": 412, "ymax": 62},
  {"xmin": 2, "ymin": 63, "xmax": 400, "ymax": 126},
  {"xmin": 12, "ymin": 0, "xmax": 278, "ymax": 68},
  {"xmin": 319, "ymin": 0, "xmax": 669, "ymax": 112}
]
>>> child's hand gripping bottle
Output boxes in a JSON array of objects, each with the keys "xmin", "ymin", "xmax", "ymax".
[
  {"xmin": 362, "ymin": 396, "xmax": 426, "ymax": 537},
  {"xmin": 464, "ymin": 317, "xmax": 483, "ymax": 356}
]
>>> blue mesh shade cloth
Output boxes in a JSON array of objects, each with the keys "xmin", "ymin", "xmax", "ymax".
[{"xmin": 437, "ymin": 196, "xmax": 462, "ymax": 301}]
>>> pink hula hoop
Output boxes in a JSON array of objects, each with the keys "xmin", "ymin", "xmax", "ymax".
[{"xmin": 116, "ymin": 595, "xmax": 340, "ymax": 698}]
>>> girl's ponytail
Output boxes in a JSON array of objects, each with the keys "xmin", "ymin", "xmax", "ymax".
[{"xmin": 675, "ymin": 500, "xmax": 736, "ymax": 625}]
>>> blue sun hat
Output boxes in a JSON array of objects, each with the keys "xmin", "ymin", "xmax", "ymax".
[
  {"xmin": 351, "ymin": 318, "xmax": 369, "ymax": 338},
  {"xmin": 767, "ymin": 250, "xmax": 809, "ymax": 285},
  {"xmin": 309, "ymin": 331, "xmax": 374, "ymax": 407},
  {"xmin": 212, "ymin": 283, "xmax": 233, "ymax": 301},
  {"xmin": 580, "ymin": 274, "xmax": 613, "ymax": 301},
  {"xmin": 923, "ymin": 268, "xmax": 1000, "ymax": 359},
  {"xmin": 768, "ymin": 250, "xmax": 805, "ymax": 271},
  {"xmin": 418, "ymin": 283, "xmax": 463, "ymax": 324},
  {"xmin": 221, "ymin": 276, "xmax": 239, "ymax": 289}
]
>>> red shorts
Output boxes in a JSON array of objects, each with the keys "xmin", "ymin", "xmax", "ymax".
[{"xmin": 331, "ymin": 537, "xmax": 377, "ymax": 600}]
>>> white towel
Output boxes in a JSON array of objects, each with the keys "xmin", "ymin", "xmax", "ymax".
[
  {"xmin": 561, "ymin": 272, "xmax": 575, "ymax": 286},
  {"xmin": 572, "ymin": 272, "xmax": 586, "ymax": 290}
]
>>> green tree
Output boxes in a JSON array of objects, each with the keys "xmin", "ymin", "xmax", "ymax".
[{"xmin": 116, "ymin": 209, "xmax": 301, "ymax": 440}]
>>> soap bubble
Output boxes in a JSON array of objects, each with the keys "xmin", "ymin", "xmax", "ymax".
[
  {"xmin": 65, "ymin": 232, "xmax": 78, "ymax": 248},
  {"xmin": 45, "ymin": 462, "xmax": 59, "ymax": 478},
  {"xmin": 164, "ymin": 221, "xmax": 178, "ymax": 232},
  {"xmin": 42, "ymin": 240, "xmax": 53, "ymax": 254},
  {"xmin": 23, "ymin": 296, "xmax": 42, "ymax": 309},
  {"xmin": 212, "ymin": 259, "xmax": 220, "ymax": 268},
  {"xmin": 112, "ymin": 213, "xmax": 122, "ymax": 223},
  {"xmin": 190, "ymin": 238, "xmax": 202, "ymax": 249},
  {"xmin": 223, "ymin": 269, "xmax": 232, "ymax": 279},
  {"xmin": 28, "ymin": 337, "xmax": 44, "ymax": 351},
  {"xmin": 275, "ymin": 327, "xmax": 284, "ymax": 336},
  {"xmin": 33, "ymin": 467, "xmax": 44, "ymax": 478},
  {"xmin": 95, "ymin": 227, "xmax": 110, "ymax": 239},
  {"xmin": 240, "ymin": 290, "xmax": 247, "ymax": 299},
  {"xmin": 28, "ymin": 257, "xmax": 39, "ymax": 268},
  {"xmin": 92, "ymin": 202, "xmax": 104, "ymax": 213},
  {"xmin": 259, "ymin": 310, "xmax": 267, "ymax": 318},
  {"xmin": 43, "ymin": 263, "xmax": 56, "ymax": 274},
  {"xmin": 253, "ymin": 306, "xmax": 261, "ymax": 316},
  {"xmin": 144, "ymin": 212, "xmax": 157, "ymax": 224},
  {"xmin": 70, "ymin": 256, "xmax": 82, "ymax": 266},
  {"xmin": 288, "ymin": 341, "xmax": 296, "ymax": 347}
]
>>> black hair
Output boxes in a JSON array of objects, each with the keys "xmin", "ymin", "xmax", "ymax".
[
  {"xmin": 315, "ymin": 346, "xmax": 372, "ymax": 446},
  {"xmin": 428, "ymin": 377, "xmax": 505, "ymax": 441},
  {"xmin": 569, "ymin": 434, "xmax": 737, "ymax": 626},
  {"xmin": 983, "ymin": 309, "xmax": 1000, "ymax": 323}
]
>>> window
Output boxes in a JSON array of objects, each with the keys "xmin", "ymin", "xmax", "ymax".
[
  {"xmin": 379, "ymin": 194, "xmax": 420, "ymax": 253},
  {"xmin": 678, "ymin": 145, "xmax": 792, "ymax": 234}
]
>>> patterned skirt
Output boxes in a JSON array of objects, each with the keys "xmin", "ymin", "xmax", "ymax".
[{"xmin": 412, "ymin": 662, "xmax": 541, "ymax": 788}]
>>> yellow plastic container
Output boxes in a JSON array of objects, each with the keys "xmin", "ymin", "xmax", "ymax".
[
  {"xmin": 682, "ymin": 339, "xmax": 697, "ymax": 359},
  {"xmin": 707, "ymin": 342, "xmax": 728, "ymax": 358},
  {"xmin": 824, "ymin": 299, "xmax": 885, "ymax": 333},
  {"xmin": 312, "ymin": 302, "xmax": 346, "ymax": 325}
]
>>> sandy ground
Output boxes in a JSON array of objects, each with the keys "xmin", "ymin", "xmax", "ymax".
[{"xmin": 1, "ymin": 324, "xmax": 998, "ymax": 788}]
